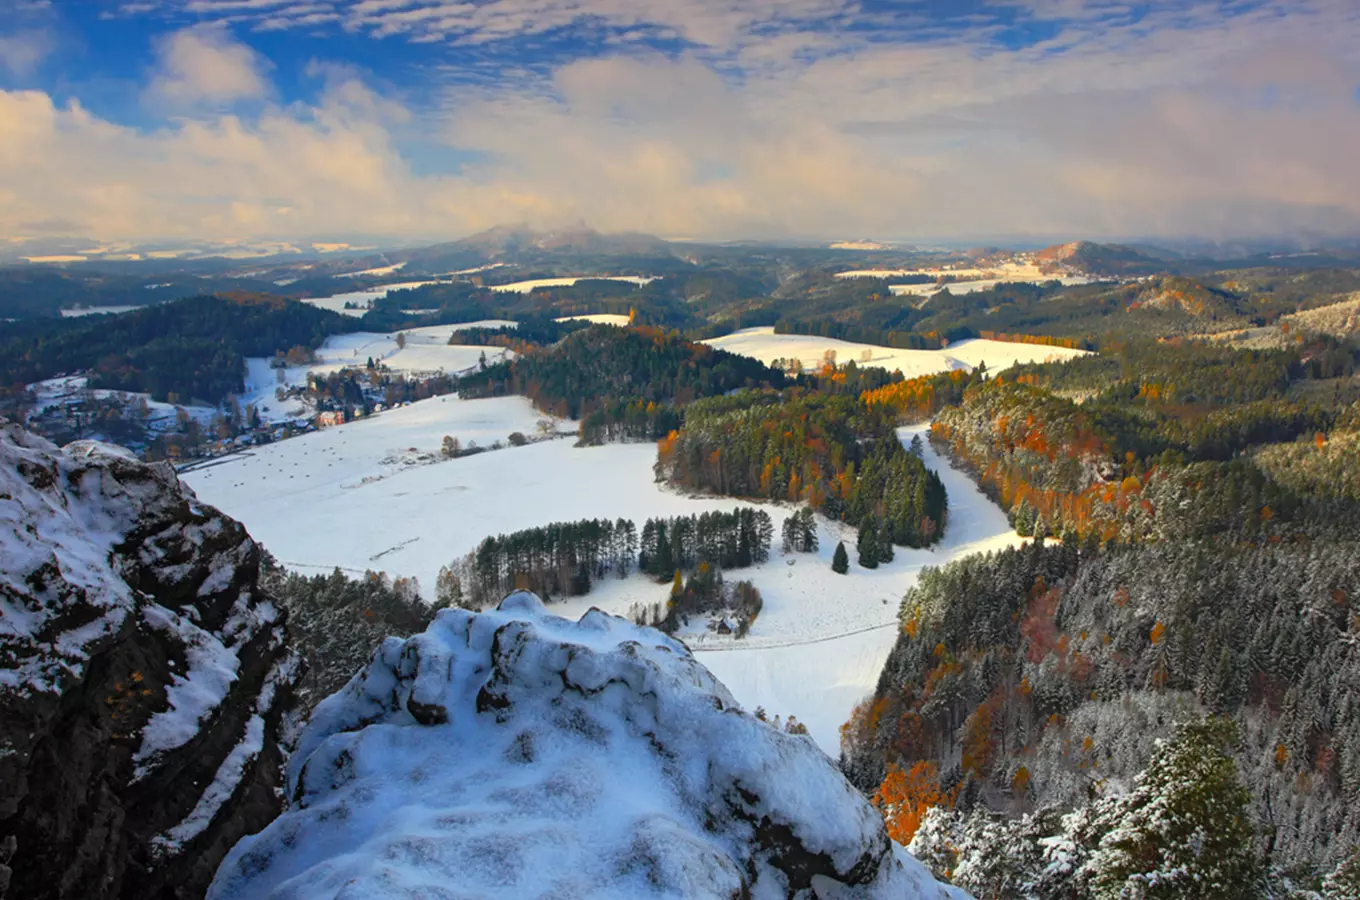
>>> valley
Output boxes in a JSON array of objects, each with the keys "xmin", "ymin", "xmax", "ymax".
[{"xmin": 184, "ymin": 408, "xmax": 1022, "ymax": 754}]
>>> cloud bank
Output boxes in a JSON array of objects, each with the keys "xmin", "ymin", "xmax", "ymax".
[{"xmin": 1, "ymin": 0, "xmax": 1359, "ymax": 243}]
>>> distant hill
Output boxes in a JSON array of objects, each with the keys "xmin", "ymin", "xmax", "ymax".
[
  {"xmin": 1036, "ymin": 240, "xmax": 1170, "ymax": 276},
  {"xmin": 400, "ymin": 226, "xmax": 681, "ymax": 273}
]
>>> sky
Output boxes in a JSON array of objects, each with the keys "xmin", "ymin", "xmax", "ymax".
[{"xmin": 1, "ymin": 0, "xmax": 1359, "ymax": 246}]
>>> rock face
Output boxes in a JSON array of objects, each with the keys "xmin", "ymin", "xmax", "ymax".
[
  {"xmin": 210, "ymin": 592, "xmax": 965, "ymax": 900},
  {"xmin": 0, "ymin": 423, "xmax": 298, "ymax": 899}
]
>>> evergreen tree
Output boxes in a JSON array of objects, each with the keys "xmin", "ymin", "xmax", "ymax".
[
  {"xmin": 781, "ymin": 506, "xmax": 819, "ymax": 553},
  {"xmin": 832, "ymin": 541, "xmax": 849, "ymax": 574},
  {"xmin": 878, "ymin": 517, "xmax": 894, "ymax": 563},
  {"xmin": 1323, "ymin": 847, "xmax": 1360, "ymax": 900},
  {"xmin": 857, "ymin": 518, "xmax": 879, "ymax": 569},
  {"xmin": 1082, "ymin": 719, "xmax": 1262, "ymax": 900}
]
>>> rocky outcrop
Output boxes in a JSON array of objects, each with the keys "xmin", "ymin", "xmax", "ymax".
[
  {"xmin": 0, "ymin": 423, "xmax": 298, "ymax": 899},
  {"xmin": 210, "ymin": 592, "xmax": 965, "ymax": 900}
]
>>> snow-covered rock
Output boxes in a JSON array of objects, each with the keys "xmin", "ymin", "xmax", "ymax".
[
  {"xmin": 0, "ymin": 422, "xmax": 298, "ymax": 899},
  {"xmin": 210, "ymin": 592, "xmax": 966, "ymax": 899}
]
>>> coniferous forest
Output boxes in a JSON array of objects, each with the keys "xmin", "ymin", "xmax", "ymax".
[
  {"xmin": 656, "ymin": 391, "xmax": 948, "ymax": 547},
  {"xmin": 838, "ymin": 330, "xmax": 1360, "ymax": 897},
  {"xmin": 438, "ymin": 509, "xmax": 773, "ymax": 611},
  {"xmin": 457, "ymin": 324, "xmax": 786, "ymax": 441},
  {"xmin": 0, "ymin": 294, "xmax": 355, "ymax": 404}
]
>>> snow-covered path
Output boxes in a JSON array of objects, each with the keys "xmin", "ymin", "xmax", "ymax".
[{"xmin": 184, "ymin": 399, "xmax": 1020, "ymax": 758}]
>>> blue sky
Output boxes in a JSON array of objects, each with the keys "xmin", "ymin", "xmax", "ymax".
[{"xmin": 1, "ymin": 0, "xmax": 1358, "ymax": 244}]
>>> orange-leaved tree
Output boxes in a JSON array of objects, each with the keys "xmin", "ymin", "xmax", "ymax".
[{"xmin": 872, "ymin": 760, "xmax": 958, "ymax": 845}]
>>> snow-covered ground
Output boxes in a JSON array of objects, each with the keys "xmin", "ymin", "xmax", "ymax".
[
  {"xmin": 705, "ymin": 326, "xmax": 1087, "ymax": 377},
  {"xmin": 889, "ymin": 275, "xmax": 1092, "ymax": 298},
  {"xmin": 27, "ymin": 375, "xmax": 217, "ymax": 430},
  {"xmin": 235, "ymin": 323, "xmax": 519, "ymax": 423},
  {"xmin": 59, "ymin": 305, "xmax": 143, "ymax": 317},
  {"xmin": 185, "ymin": 398, "xmax": 1022, "ymax": 756},
  {"xmin": 490, "ymin": 276, "xmax": 657, "ymax": 293},
  {"xmin": 335, "ymin": 262, "xmax": 406, "ymax": 278},
  {"xmin": 208, "ymin": 593, "xmax": 965, "ymax": 900},
  {"xmin": 555, "ymin": 313, "xmax": 631, "ymax": 326},
  {"xmin": 296, "ymin": 280, "xmax": 450, "ymax": 317}
]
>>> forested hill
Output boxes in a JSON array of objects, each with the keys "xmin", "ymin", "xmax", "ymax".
[
  {"xmin": 841, "ymin": 537, "xmax": 1360, "ymax": 895},
  {"xmin": 840, "ymin": 332, "xmax": 1360, "ymax": 897},
  {"xmin": 457, "ymin": 324, "xmax": 786, "ymax": 439},
  {"xmin": 0, "ymin": 294, "xmax": 357, "ymax": 404},
  {"xmin": 932, "ymin": 338, "xmax": 1360, "ymax": 542}
]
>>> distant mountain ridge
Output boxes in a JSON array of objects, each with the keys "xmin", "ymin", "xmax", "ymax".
[{"xmin": 398, "ymin": 226, "xmax": 682, "ymax": 273}]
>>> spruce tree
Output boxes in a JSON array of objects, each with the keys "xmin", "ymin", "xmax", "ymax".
[
  {"xmin": 799, "ymin": 507, "xmax": 819, "ymax": 553},
  {"xmin": 857, "ymin": 518, "xmax": 879, "ymax": 569},
  {"xmin": 1083, "ymin": 718, "xmax": 1261, "ymax": 900},
  {"xmin": 878, "ymin": 518, "xmax": 894, "ymax": 563},
  {"xmin": 832, "ymin": 541, "xmax": 850, "ymax": 574}
]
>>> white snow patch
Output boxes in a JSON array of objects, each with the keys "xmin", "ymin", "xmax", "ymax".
[
  {"xmin": 236, "ymin": 322, "xmax": 520, "ymax": 422},
  {"xmin": 1, "ymin": 428, "xmax": 142, "ymax": 693},
  {"xmin": 152, "ymin": 714, "xmax": 265, "ymax": 854},
  {"xmin": 150, "ymin": 651, "xmax": 298, "ymax": 856},
  {"xmin": 335, "ymin": 261, "xmax": 407, "ymax": 278},
  {"xmin": 555, "ymin": 313, "xmax": 631, "ymax": 326},
  {"xmin": 60, "ymin": 305, "xmax": 142, "ymax": 317},
  {"xmin": 135, "ymin": 603, "xmax": 244, "ymax": 775},
  {"xmin": 490, "ymin": 275, "xmax": 657, "ymax": 293},
  {"xmin": 705, "ymin": 327, "xmax": 1088, "ymax": 378},
  {"xmin": 297, "ymin": 280, "xmax": 450, "ymax": 317}
]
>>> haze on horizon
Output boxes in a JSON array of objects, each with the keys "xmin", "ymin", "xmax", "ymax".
[{"xmin": 1, "ymin": 0, "xmax": 1358, "ymax": 247}]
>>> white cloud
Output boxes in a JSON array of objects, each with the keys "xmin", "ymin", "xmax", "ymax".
[
  {"xmin": 0, "ymin": 29, "xmax": 54, "ymax": 77},
  {"xmin": 6, "ymin": 0, "xmax": 1360, "ymax": 243},
  {"xmin": 145, "ymin": 23, "xmax": 272, "ymax": 106}
]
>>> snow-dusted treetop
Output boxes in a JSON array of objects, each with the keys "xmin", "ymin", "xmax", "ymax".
[{"xmin": 210, "ymin": 593, "xmax": 966, "ymax": 899}]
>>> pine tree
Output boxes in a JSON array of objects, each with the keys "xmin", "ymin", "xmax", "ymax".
[
  {"xmin": 832, "ymin": 541, "xmax": 849, "ymax": 574},
  {"xmin": 1323, "ymin": 847, "xmax": 1360, "ymax": 900},
  {"xmin": 878, "ymin": 517, "xmax": 894, "ymax": 563},
  {"xmin": 857, "ymin": 518, "xmax": 879, "ymax": 569},
  {"xmin": 799, "ymin": 507, "xmax": 819, "ymax": 553},
  {"xmin": 1082, "ymin": 718, "xmax": 1261, "ymax": 900},
  {"xmin": 781, "ymin": 515, "xmax": 799, "ymax": 554}
]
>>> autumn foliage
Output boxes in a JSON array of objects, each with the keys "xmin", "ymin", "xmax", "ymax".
[{"xmin": 873, "ymin": 761, "xmax": 958, "ymax": 844}]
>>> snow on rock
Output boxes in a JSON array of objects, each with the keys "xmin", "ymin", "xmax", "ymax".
[
  {"xmin": 211, "ymin": 593, "xmax": 967, "ymax": 900},
  {"xmin": 0, "ymin": 420, "xmax": 299, "ymax": 899}
]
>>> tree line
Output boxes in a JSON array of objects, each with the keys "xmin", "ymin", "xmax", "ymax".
[
  {"xmin": 457, "ymin": 324, "xmax": 786, "ymax": 441},
  {"xmin": 637, "ymin": 508, "xmax": 774, "ymax": 579},
  {"xmin": 438, "ymin": 507, "xmax": 773, "ymax": 611},
  {"xmin": 656, "ymin": 390, "xmax": 948, "ymax": 548}
]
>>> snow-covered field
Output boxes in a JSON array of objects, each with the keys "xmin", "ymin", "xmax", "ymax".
[
  {"xmin": 185, "ymin": 395, "xmax": 1022, "ymax": 756},
  {"xmin": 490, "ymin": 276, "xmax": 657, "ymax": 293},
  {"xmin": 336, "ymin": 262, "xmax": 406, "ymax": 278},
  {"xmin": 705, "ymin": 326, "xmax": 1087, "ymax": 377},
  {"xmin": 296, "ymin": 280, "xmax": 450, "ymax": 317},
  {"xmin": 889, "ymin": 275, "xmax": 1093, "ymax": 298},
  {"xmin": 27, "ymin": 375, "xmax": 217, "ymax": 428},
  {"xmin": 60, "ymin": 305, "xmax": 143, "ymax": 317},
  {"xmin": 235, "ymin": 323, "xmax": 518, "ymax": 423},
  {"xmin": 555, "ymin": 313, "xmax": 631, "ymax": 326}
]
